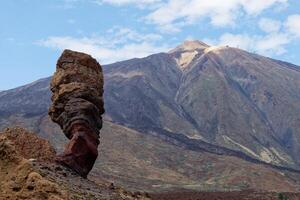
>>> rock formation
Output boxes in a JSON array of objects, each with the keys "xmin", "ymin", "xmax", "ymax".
[{"xmin": 49, "ymin": 49, "xmax": 104, "ymax": 178}]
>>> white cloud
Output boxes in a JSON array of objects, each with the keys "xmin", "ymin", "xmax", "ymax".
[
  {"xmin": 92, "ymin": 0, "xmax": 288, "ymax": 32},
  {"xmin": 218, "ymin": 33, "xmax": 256, "ymax": 50},
  {"xmin": 204, "ymin": 12, "xmax": 300, "ymax": 57},
  {"xmin": 256, "ymin": 33, "xmax": 290, "ymax": 54},
  {"xmin": 145, "ymin": 0, "xmax": 288, "ymax": 32},
  {"xmin": 259, "ymin": 18, "xmax": 281, "ymax": 33},
  {"xmin": 213, "ymin": 32, "xmax": 290, "ymax": 56},
  {"xmin": 41, "ymin": 1, "xmax": 300, "ymax": 62},
  {"xmin": 38, "ymin": 28, "xmax": 170, "ymax": 64},
  {"xmin": 64, "ymin": 0, "xmax": 291, "ymax": 35},
  {"xmin": 241, "ymin": 0, "xmax": 287, "ymax": 14},
  {"xmin": 285, "ymin": 14, "xmax": 300, "ymax": 37},
  {"xmin": 146, "ymin": 0, "xmax": 238, "ymax": 31}
]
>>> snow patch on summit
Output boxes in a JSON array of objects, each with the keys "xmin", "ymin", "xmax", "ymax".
[
  {"xmin": 174, "ymin": 50, "xmax": 198, "ymax": 69},
  {"xmin": 169, "ymin": 40, "xmax": 210, "ymax": 69}
]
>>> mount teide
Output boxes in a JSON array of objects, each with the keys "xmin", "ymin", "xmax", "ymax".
[
  {"xmin": 104, "ymin": 40, "xmax": 300, "ymax": 167},
  {"xmin": 1, "ymin": 40, "xmax": 300, "ymax": 191}
]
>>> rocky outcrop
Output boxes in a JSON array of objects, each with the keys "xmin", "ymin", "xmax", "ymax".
[
  {"xmin": 49, "ymin": 49, "xmax": 105, "ymax": 178},
  {"xmin": 0, "ymin": 134, "xmax": 68, "ymax": 200},
  {"xmin": 1, "ymin": 127, "xmax": 56, "ymax": 162},
  {"xmin": 0, "ymin": 127, "xmax": 150, "ymax": 200}
]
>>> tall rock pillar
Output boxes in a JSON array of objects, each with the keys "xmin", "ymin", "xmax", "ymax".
[{"xmin": 49, "ymin": 49, "xmax": 104, "ymax": 178}]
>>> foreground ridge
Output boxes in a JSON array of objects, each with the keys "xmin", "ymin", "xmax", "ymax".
[
  {"xmin": 0, "ymin": 127, "xmax": 150, "ymax": 200},
  {"xmin": 1, "ymin": 127, "xmax": 300, "ymax": 200}
]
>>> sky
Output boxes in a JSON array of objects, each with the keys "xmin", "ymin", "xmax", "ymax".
[{"xmin": 0, "ymin": 0, "xmax": 300, "ymax": 90}]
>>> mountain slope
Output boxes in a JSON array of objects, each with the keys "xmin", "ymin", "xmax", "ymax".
[
  {"xmin": 173, "ymin": 44, "xmax": 300, "ymax": 166},
  {"xmin": 102, "ymin": 41, "xmax": 300, "ymax": 168}
]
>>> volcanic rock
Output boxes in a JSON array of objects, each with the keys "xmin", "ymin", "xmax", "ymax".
[
  {"xmin": 1, "ymin": 127, "xmax": 56, "ymax": 162},
  {"xmin": 49, "ymin": 49, "xmax": 105, "ymax": 178},
  {"xmin": 0, "ymin": 134, "xmax": 68, "ymax": 200},
  {"xmin": 0, "ymin": 128, "xmax": 150, "ymax": 200}
]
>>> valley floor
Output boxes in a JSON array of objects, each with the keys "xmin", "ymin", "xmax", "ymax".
[{"xmin": 150, "ymin": 190, "xmax": 300, "ymax": 200}]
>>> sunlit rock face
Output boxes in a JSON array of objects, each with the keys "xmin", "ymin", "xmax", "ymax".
[{"xmin": 49, "ymin": 49, "xmax": 105, "ymax": 178}]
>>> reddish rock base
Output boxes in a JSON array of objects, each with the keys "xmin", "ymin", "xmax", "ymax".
[{"xmin": 55, "ymin": 121, "xmax": 100, "ymax": 178}]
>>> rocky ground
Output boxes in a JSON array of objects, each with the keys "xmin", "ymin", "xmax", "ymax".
[
  {"xmin": 1, "ymin": 127, "xmax": 300, "ymax": 200},
  {"xmin": 0, "ymin": 127, "xmax": 150, "ymax": 200},
  {"xmin": 150, "ymin": 190, "xmax": 300, "ymax": 200}
]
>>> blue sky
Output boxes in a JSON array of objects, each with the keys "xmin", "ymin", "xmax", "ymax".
[{"xmin": 0, "ymin": 0, "xmax": 300, "ymax": 90}]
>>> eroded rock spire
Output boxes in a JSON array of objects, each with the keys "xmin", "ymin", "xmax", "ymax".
[{"xmin": 49, "ymin": 49, "xmax": 104, "ymax": 178}]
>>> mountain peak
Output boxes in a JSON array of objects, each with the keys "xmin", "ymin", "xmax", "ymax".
[
  {"xmin": 169, "ymin": 40, "xmax": 210, "ymax": 69},
  {"xmin": 169, "ymin": 40, "xmax": 210, "ymax": 53}
]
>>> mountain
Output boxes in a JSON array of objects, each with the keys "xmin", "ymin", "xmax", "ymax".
[
  {"xmin": 1, "ymin": 40, "xmax": 300, "ymax": 192},
  {"xmin": 104, "ymin": 40, "xmax": 300, "ymax": 168}
]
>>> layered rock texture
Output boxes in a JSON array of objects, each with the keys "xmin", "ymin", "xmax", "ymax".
[
  {"xmin": 49, "ymin": 50, "xmax": 104, "ymax": 178},
  {"xmin": 0, "ymin": 41, "xmax": 300, "ymax": 192}
]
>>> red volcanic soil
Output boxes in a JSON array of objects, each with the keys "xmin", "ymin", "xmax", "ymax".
[
  {"xmin": 0, "ymin": 127, "xmax": 56, "ymax": 162},
  {"xmin": 150, "ymin": 190, "xmax": 300, "ymax": 200}
]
